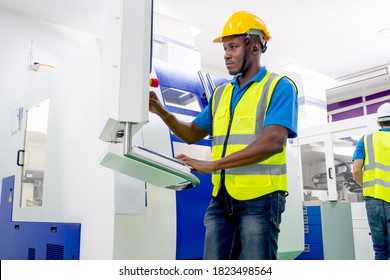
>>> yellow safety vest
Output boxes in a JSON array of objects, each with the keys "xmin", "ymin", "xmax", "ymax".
[
  {"xmin": 362, "ymin": 131, "xmax": 390, "ymax": 202},
  {"xmin": 210, "ymin": 71, "xmax": 287, "ymax": 200}
]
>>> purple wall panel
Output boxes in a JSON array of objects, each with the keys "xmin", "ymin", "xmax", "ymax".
[
  {"xmin": 331, "ymin": 107, "xmax": 364, "ymax": 122},
  {"xmin": 365, "ymin": 90, "xmax": 390, "ymax": 101},
  {"xmin": 367, "ymin": 101, "xmax": 390, "ymax": 115},
  {"xmin": 328, "ymin": 90, "xmax": 390, "ymax": 122},
  {"xmin": 327, "ymin": 97, "xmax": 362, "ymax": 111}
]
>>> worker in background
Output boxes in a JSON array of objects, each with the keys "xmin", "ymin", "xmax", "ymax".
[
  {"xmin": 149, "ymin": 11, "xmax": 298, "ymax": 260},
  {"xmin": 352, "ymin": 102, "xmax": 390, "ymax": 260}
]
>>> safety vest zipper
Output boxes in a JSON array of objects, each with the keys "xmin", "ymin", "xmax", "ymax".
[{"xmin": 220, "ymin": 102, "xmax": 234, "ymax": 187}]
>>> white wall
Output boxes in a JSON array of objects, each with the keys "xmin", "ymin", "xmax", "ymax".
[
  {"xmin": 0, "ymin": 8, "xmax": 115, "ymax": 260},
  {"xmin": 0, "ymin": 8, "xmax": 93, "ymax": 182}
]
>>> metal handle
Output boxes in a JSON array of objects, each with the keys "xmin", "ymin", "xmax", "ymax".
[
  {"xmin": 17, "ymin": 149, "xmax": 25, "ymax": 166},
  {"xmin": 123, "ymin": 122, "xmax": 132, "ymax": 155},
  {"xmin": 328, "ymin": 167, "xmax": 333, "ymax": 179},
  {"xmin": 197, "ymin": 71, "xmax": 212, "ymax": 101},
  {"xmin": 205, "ymin": 73, "xmax": 216, "ymax": 91}
]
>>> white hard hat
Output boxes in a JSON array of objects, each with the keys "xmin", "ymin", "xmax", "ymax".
[{"xmin": 377, "ymin": 102, "xmax": 390, "ymax": 122}]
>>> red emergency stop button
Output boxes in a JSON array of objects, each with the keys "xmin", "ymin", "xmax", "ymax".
[{"xmin": 149, "ymin": 78, "xmax": 159, "ymax": 87}]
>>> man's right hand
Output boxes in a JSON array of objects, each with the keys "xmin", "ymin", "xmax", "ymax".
[{"xmin": 149, "ymin": 91, "xmax": 165, "ymax": 116}]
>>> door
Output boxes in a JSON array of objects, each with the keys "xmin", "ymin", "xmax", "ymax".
[
  {"xmin": 299, "ymin": 133, "xmax": 337, "ymax": 201},
  {"xmin": 18, "ymin": 98, "xmax": 49, "ymax": 207}
]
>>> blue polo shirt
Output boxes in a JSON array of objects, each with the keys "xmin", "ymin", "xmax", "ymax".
[
  {"xmin": 193, "ymin": 66, "xmax": 298, "ymax": 138},
  {"xmin": 352, "ymin": 127, "xmax": 390, "ymax": 160}
]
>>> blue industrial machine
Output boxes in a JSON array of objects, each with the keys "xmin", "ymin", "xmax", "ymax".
[
  {"xmin": 153, "ymin": 59, "xmax": 228, "ymax": 259},
  {"xmin": 295, "ymin": 201, "xmax": 355, "ymax": 260},
  {"xmin": 0, "ymin": 176, "xmax": 81, "ymax": 260}
]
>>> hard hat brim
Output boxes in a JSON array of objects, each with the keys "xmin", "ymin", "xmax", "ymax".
[
  {"xmin": 213, "ymin": 33, "xmax": 271, "ymax": 44},
  {"xmin": 213, "ymin": 36, "xmax": 223, "ymax": 43},
  {"xmin": 378, "ymin": 116, "xmax": 390, "ymax": 122}
]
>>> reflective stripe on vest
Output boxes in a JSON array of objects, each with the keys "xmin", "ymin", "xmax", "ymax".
[
  {"xmin": 210, "ymin": 71, "xmax": 287, "ymax": 200},
  {"xmin": 362, "ymin": 132, "xmax": 390, "ymax": 202}
]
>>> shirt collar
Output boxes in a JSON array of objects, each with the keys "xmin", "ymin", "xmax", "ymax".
[{"xmin": 231, "ymin": 66, "xmax": 268, "ymax": 88}]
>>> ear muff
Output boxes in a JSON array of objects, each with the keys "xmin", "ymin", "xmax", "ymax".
[{"xmin": 261, "ymin": 43, "xmax": 267, "ymax": 53}]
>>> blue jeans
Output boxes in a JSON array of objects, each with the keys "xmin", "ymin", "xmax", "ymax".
[
  {"xmin": 203, "ymin": 190, "xmax": 286, "ymax": 260},
  {"xmin": 365, "ymin": 197, "xmax": 390, "ymax": 260}
]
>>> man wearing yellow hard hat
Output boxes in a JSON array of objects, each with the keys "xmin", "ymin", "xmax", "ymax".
[{"xmin": 149, "ymin": 11, "xmax": 298, "ymax": 259}]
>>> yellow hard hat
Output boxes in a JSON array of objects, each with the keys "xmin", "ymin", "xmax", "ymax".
[{"xmin": 213, "ymin": 11, "xmax": 271, "ymax": 43}]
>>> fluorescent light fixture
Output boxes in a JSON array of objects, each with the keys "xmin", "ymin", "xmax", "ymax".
[
  {"xmin": 379, "ymin": 27, "xmax": 390, "ymax": 39},
  {"xmin": 280, "ymin": 63, "xmax": 333, "ymax": 82}
]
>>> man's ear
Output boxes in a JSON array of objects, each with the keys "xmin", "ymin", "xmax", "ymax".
[{"xmin": 251, "ymin": 42, "xmax": 262, "ymax": 54}]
